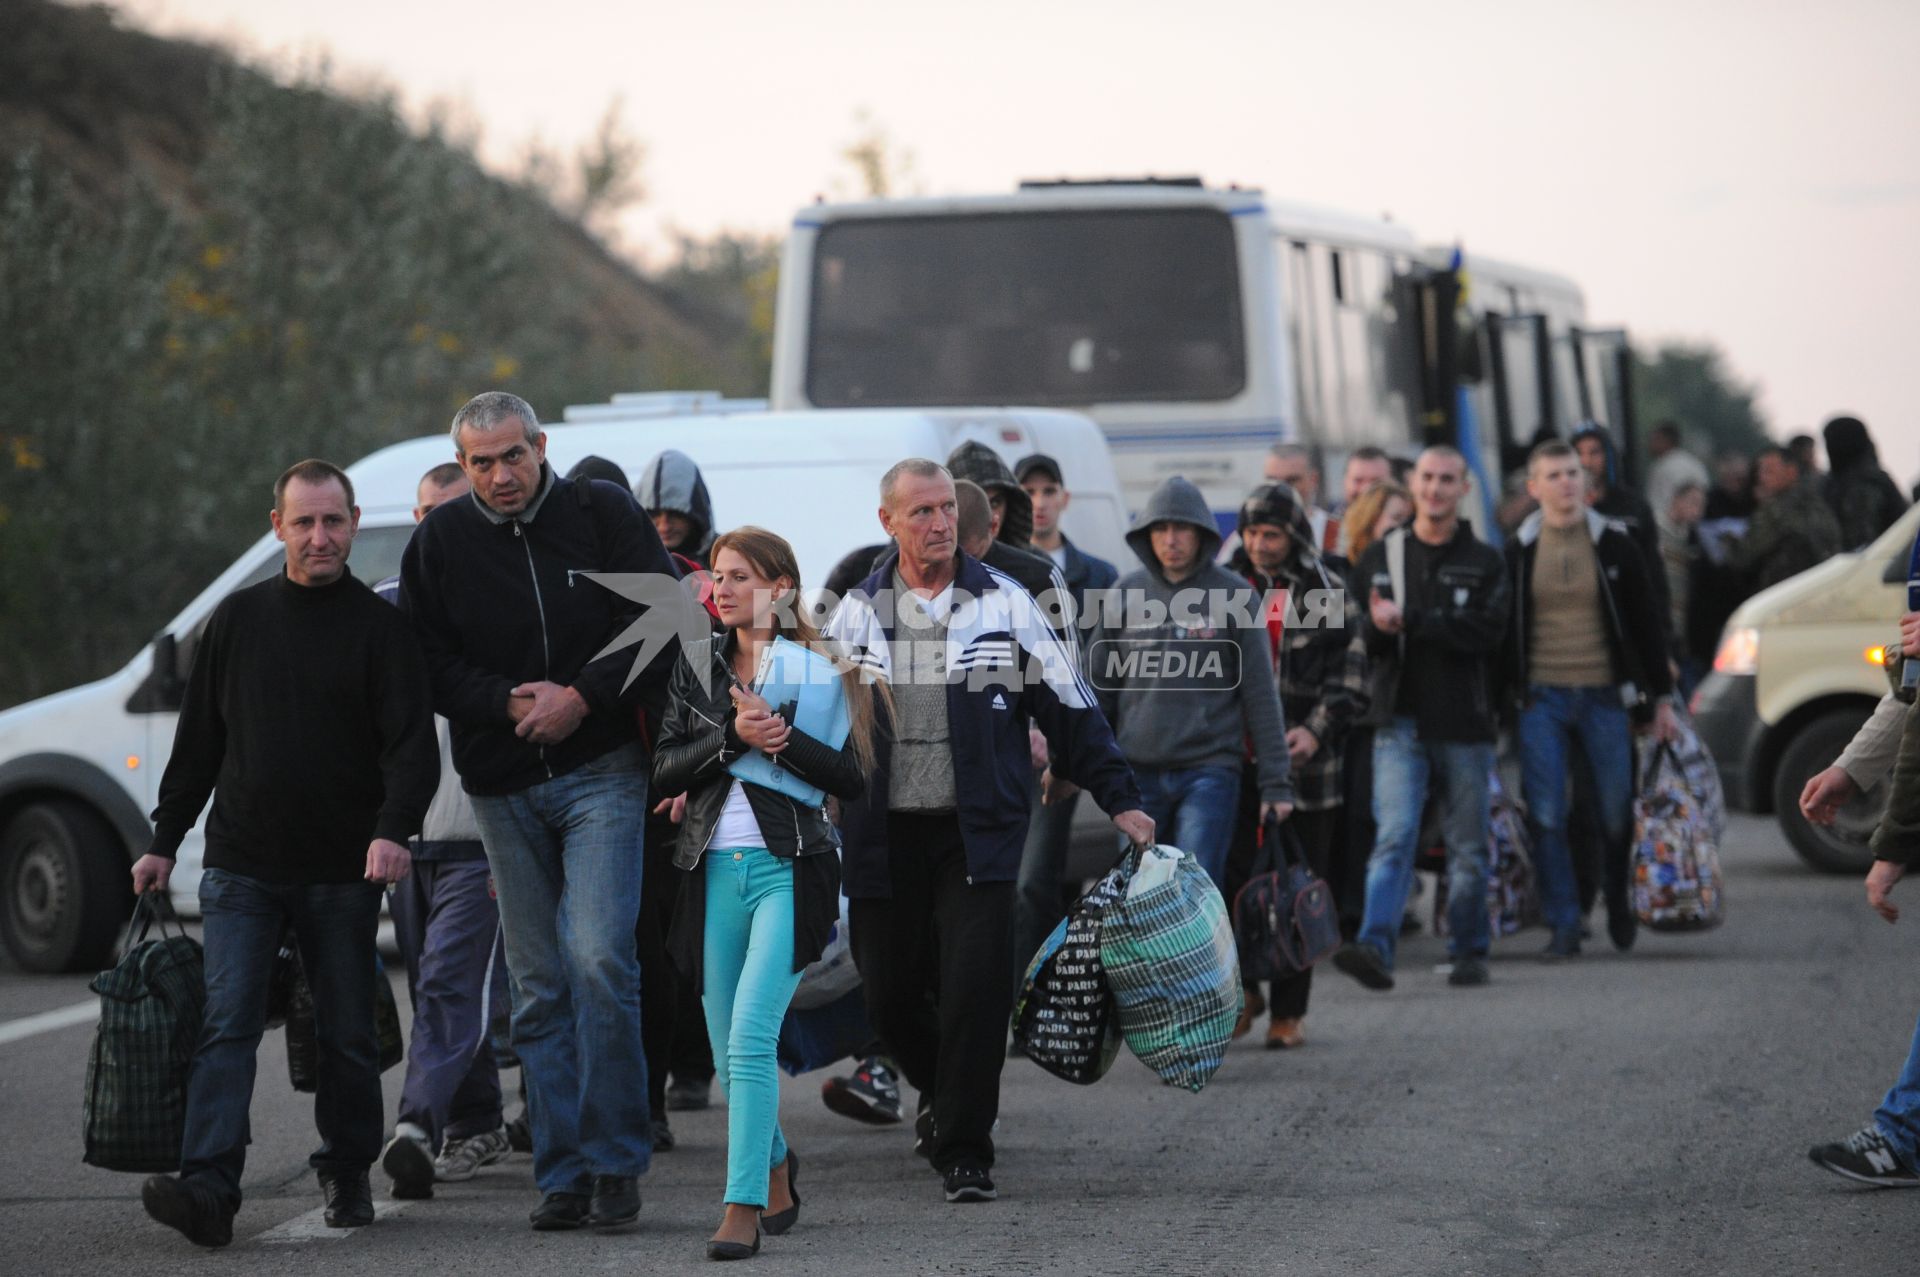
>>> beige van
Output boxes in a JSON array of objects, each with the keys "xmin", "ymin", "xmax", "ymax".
[{"xmin": 1691, "ymin": 503, "xmax": 1920, "ymax": 873}]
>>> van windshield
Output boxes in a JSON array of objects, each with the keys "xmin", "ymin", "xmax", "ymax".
[{"xmin": 805, "ymin": 208, "xmax": 1246, "ymax": 408}]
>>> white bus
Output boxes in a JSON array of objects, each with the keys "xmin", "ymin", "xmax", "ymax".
[{"xmin": 769, "ymin": 177, "xmax": 1634, "ymax": 534}]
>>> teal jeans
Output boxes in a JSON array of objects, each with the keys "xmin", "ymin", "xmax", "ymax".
[{"xmin": 703, "ymin": 847, "xmax": 804, "ymax": 1208}]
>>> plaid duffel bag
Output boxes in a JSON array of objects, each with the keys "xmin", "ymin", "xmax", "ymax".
[
  {"xmin": 1099, "ymin": 844, "xmax": 1240, "ymax": 1093},
  {"xmin": 83, "ymin": 895, "xmax": 205, "ymax": 1173}
]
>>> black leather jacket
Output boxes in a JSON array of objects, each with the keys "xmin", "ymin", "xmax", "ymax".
[{"xmin": 650, "ymin": 633, "xmax": 866, "ymax": 868}]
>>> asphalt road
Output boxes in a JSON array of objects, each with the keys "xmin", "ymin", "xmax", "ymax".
[{"xmin": 2, "ymin": 813, "xmax": 1916, "ymax": 1276}]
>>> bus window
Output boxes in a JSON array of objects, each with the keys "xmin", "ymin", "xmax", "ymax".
[{"xmin": 804, "ymin": 209, "xmax": 1247, "ymax": 408}]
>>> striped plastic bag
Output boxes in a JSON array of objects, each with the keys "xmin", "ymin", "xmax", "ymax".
[{"xmin": 1099, "ymin": 844, "xmax": 1240, "ymax": 1092}]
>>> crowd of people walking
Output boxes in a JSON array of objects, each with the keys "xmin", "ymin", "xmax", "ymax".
[{"xmin": 125, "ymin": 393, "xmax": 1920, "ymax": 1255}]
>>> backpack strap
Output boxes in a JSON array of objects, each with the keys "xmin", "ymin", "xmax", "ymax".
[{"xmin": 1385, "ymin": 526, "xmax": 1408, "ymax": 658}]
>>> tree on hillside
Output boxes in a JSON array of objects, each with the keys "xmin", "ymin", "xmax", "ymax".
[
  {"xmin": 1633, "ymin": 341, "xmax": 1771, "ymax": 460},
  {"xmin": 0, "ymin": 55, "xmax": 730, "ymax": 710},
  {"xmin": 835, "ymin": 109, "xmax": 918, "ymax": 200},
  {"xmin": 656, "ymin": 231, "xmax": 780, "ymax": 395}
]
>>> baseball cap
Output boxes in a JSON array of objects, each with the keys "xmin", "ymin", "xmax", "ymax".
[{"xmin": 1015, "ymin": 453, "xmax": 1063, "ymax": 486}]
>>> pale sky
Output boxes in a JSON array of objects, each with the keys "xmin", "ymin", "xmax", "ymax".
[{"xmin": 119, "ymin": 0, "xmax": 1920, "ymax": 475}]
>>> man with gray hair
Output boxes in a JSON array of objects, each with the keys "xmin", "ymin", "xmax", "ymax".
[
  {"xmin": 1265, "ymin": 442, "xmax": 1332, "ymax": 550},
  {"xmin": 399, "ymin": 391, "xmax": 681, "ymax": 1232},
  {"xmin": 826, "ymin": 458, "xmax": 1152, "ymax": 1204}
]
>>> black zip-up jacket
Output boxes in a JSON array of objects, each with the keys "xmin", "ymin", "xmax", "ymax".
[
  {"xmin": 1501, "ymin": 508, "xmax": 1674, "ymax": 722},
  {"xmin": 1353, "ymin": 522, "xmax": 1509, "ymax": 742},
  {"xmin": 651, "ymin": 633, "xmax": 863, "ymax": 986},
  {"xmin": 400, "ymin": 465, "xmax": 679, "ymax": 797}
]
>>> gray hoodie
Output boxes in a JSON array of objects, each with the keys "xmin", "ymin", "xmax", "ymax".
[
  {"xmin": 635, "ymin": 449, "xmax": 717, "ymax": 564},
  {"xmin": 1091, "ymin": 477, "xmax": 1293, "ymax": 802}
]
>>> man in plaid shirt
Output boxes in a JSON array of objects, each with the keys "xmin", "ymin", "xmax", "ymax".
[{"xmin": 1223, "ymin": 483, "xmax": 1369, "ymax": 1048}]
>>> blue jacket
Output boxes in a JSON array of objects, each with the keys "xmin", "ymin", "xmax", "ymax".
[
  {"xmin": 825, "ymin": 549, "xmax": 1141, "ymax": 896},
  {"xmin": 1054, "ymin": 534, "xmax": 1119, "ymax": 618}
]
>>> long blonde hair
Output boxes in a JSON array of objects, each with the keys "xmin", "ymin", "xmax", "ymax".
[
  {"xmin": 708, "ymin": 526, "xmax": 890, "ymax": 773},
  {"xmin": 1342, "ymin": 479, "xmax": 1412, "ymax": 565}
]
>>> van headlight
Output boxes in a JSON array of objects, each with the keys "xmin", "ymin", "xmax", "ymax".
[{"xmin": 1712, "ymin": 626, "xmax": 1760, "ymax": 676}]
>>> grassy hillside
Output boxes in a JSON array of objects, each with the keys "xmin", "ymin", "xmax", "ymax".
[{"xmin": 0, "ymin": 0, "xmax": 754, "ymax": 708}]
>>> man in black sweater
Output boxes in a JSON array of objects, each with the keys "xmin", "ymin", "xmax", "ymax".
[
  {"xmin": 400, "ymin": 391, "xmax": 683, "ymax": 1233},
  {"xmin": 133, "ymin": 460, "xmax": 438, "ymax": 1248},
  {"xmin": 1334, "ymin": 445, "xmax": 1510, "ymax": 991}
]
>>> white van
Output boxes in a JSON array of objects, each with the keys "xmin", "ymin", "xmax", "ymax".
[{"xmin": 0, "ymin": 403, "xmax": 1129, "ymax": 971}]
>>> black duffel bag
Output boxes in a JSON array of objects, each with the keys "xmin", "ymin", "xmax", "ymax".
[
  {"xmin": 82, "ymin": 895, "xmax": 205, "ymax": 1173},
  {"xmin": 1232, "ymin": 815, "xmax": 1340, "ymax": 980}
]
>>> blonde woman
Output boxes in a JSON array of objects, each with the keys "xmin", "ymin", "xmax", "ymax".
[{"xmin": 1339, "ymin": 479, "xmax": 1412, "ymax": 572}]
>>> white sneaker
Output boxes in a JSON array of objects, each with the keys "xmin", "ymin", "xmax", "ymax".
[{"xmin": 435, "ymin": 1127, "xmax": 512, "ymax": 1182}]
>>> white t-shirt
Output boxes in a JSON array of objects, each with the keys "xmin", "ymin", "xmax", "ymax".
[
  {"xmin": 711, "ymin": 779, "xmax": 762, "ymax": 849},
  {"xmin": 1045, "ymin": 543, "xmax": 1069, "ymax": 572}
]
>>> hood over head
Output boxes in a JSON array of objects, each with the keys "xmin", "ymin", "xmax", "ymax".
[
  {"xmin": 565, "ymin": 454, "xmax": 630, "ymax": 489},
  {"xmin": 1235, "ymin": 482, "xmax": 1320, "ymax": 569},
  {"xmin": 1126, "ymin": 475, "xmax": 1222, "ymax": 572},
  {"xmin": 945, "ymin": 441, "xmax": 1034, "ymax": 548},
  {"xmin": 1823, "ymin": 415, "xmax": 1877, "ymax": 472},
  {"xmin": 635, "ymin": 449, "xmax": 716, "ymax": 554}
]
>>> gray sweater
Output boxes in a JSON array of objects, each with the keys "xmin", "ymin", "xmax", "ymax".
[{"xmin": 1091, "ymin": 558, "xmax": 1293, "ymax": 804}]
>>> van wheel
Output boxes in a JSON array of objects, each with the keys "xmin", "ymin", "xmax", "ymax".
[
  {"xmin": 1772, "ymin": 708, "xmax": 1882, "ymax": 876},
  {"xmin": 0, "ymin": 800, "xmax": 132, "ymax": 973}
]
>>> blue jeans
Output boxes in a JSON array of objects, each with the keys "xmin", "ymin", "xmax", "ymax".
[
  {"xmin": 183, "ymin": 869, "xmax": 384, "ymax": 1208},
  {"xmin": 1133, "ymin": 765, "xmax": 1242, "ymax": 890},
  {"xmin": 1518, "ymin": 685, "xmax": 1634, "ymax": 938},
  {"xmin": 469, "ymin": 744, "xmax": 650, "ymax": 1193},
  {"xmin": 1358, "ymin": 718, "xmax": 1494, "ymax": 965},
  {"xmin": 1876, "ymin": 1006, "xmax": 1920, "ymax": 1171},
  {"xmin": 702, "ymin": 847, "xmax": 805, "ymax": 1208}
]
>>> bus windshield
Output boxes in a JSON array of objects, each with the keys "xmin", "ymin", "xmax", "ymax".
[{"xmin": 805, "ymin": 208, "xmax": 1246, "ymax": 408}]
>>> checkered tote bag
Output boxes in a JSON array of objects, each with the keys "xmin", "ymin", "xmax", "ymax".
[
  {"xmin": 82, "ymin": 895, "xmax": 205, "ymax": 1173},
  {"xmin": 1099, "ymin": 844, "xmax": 1240, "ymax": 1093}
]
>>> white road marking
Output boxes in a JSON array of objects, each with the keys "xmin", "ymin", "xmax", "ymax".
[
  {"xmin": 254, "ymin": 1197, "xmax": 416, "ymax": 1244},
  {"xmin": 0, "ymin": 999, "xmax": 99, "ymax": 1046}
]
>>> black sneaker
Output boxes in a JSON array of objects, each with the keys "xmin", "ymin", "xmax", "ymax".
[
  {"xmin": 651, "ymin": 1116, "xmax": 676, "ymax": 1152},
  {"xmin": 142, "ymin": 1175, "xmax": 233, "ymax": 1248},
  {"xmin": 381, "ymin": 1125, "xmax": 435, "ymax": 1199},
  {"xmin": 505, "ymin": 1111, "xmax": 533, "ymax": 1154},
  {"xmin": 586, "ymin": 1174, "xmax": 640, "ymax": 1228},
  {"xmin": 665, "ymin": 1076, "xmax": 711, "ymax": 1112},
  {"xmin": 1607, "ymin": 907, "xmax": 1638, "ymax": 952},
  {"xmin": 1808, "ymin": 1127, "xmax": 1920, "ymax": 1188},
  {"xmin": 529, "ymin": 1189, "xmax": 591, "ymax": 1231},
  {"xmin": 1541, "ymin": 931, "xmax": 1581, "ymax": 961},
  {"xmin": 1332, "ymin": 942, "xmax": 1395, "ymax": 991},
  {"xmin": 821, "ymin": 1055, "xmax": 905, "ymax": 1125},
  {"xmin": 1447, "ymin": 956, "xmax": 1490, "ymax": 987},
  {"xmin": 914, "ymin": 1103, "xmax": 937, "ymax": 1163},
  {"xmin": 943, "ymin": 1165, "xmax": 997, "ymax": 1203},
  {"xmin": 319, "ymin": 1169, "xmax": 374, "ymax": 1227}
]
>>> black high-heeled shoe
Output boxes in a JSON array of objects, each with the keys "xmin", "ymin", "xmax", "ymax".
[
  {"xmin": 761, "ymin": 1150, "xmax": 800, "ymax": 1236},
  {"xmin": 706, "ymin": 1223, "xmax": 761, "ymax": 1261}
]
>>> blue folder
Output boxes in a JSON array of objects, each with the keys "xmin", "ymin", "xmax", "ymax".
[{"xmin": 726, "ymin": 636, "xmax": 850, "ymax": 809}]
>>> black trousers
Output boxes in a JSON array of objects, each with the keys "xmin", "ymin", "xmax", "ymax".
[
  {"xmin": 636, "ymin": 813, "xmax": 680, "ymax": 1123},
  {"xmin": 1336, "ymin": 730, "xmax": 1374, "ymax": 938},
  {"xmin": 849, "ymin": 812, "xmax": 1014, "ymax": 1173},
  {"xmin": 1224, "ymin": 773, "xmax": 1340, "ymax": 1021}
]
